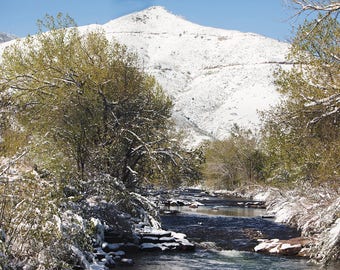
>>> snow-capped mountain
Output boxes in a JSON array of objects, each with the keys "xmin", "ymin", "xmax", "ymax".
[
  {"xmin": 0, "ymin": 32, "xmax": 16, "ymax": 43},
  {"xmin": 0, "ymin": 7, "xmax": 291, "ymax": 145},
  {"xmin": 96, "ymin": 6, "xmax": 290, "ymax": 144}
]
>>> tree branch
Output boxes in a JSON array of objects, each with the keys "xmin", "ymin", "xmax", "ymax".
[
  {"xmin": 292, "ymin": 0, "xmax": 340, "ymax": 35},
  {"xmin": 0, "ymin": 150, "xmax": 28, "ymax": 177}
]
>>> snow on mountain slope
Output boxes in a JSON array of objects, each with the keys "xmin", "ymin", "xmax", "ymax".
[
  {"xmin": 0, "ymin": 7, "xmax": 291, "ymax": 146},
  {"xmin": 0, "ymin": 32, "xmax": 16, "ymax": 43},
  {"xmin": 96, "ymin": 6, "xmax": 290, "ymax": 144}
]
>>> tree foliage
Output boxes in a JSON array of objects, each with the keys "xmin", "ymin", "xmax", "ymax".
[
  {"xmin": 261, "ymin": 14, "xmax": 339, "ymax": 186},
  {"xmin": 0, "ymin": 14, "xmax": 196, "ymax": 190},
  {"xmin": 202, "ymin": 125, "xmax": 265, "ymax": 189}
]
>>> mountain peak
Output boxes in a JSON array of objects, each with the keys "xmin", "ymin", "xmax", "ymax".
[
  {"xmin": 0, "ymin": 32, "xmax": 16, "ymax": 43},
  {"xmin": 144, "ymin": 6, "xmax": 169, "ymax": 13},
  {"xmin": 138, "ymin": 6, "xmax": 180, "ymax": 18},
  {"xmin": 128, "ymin": 5, "xmax": 178, "ymax": 24},
  {"xmin": 103, "ymin": 5, "xmax": 199, "ymax": 34}
]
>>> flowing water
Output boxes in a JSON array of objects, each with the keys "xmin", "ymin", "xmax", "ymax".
[
  {"xmin": 123, "ymin": 249, "xmax": 322, "ymax": 270},
  {"xmin": 117, "ymin": 189, "xmax": 339, "ymax": 269}
]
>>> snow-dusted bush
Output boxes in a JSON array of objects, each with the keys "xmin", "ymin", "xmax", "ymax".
[
  {"xmin": 0, "ymin": 156, "xmax": 72, "ymax": 269},
  {"xmin": 0, "ymin": 157, "xmax": 128, "ymax": 269},
  {"xmin": 264, "ymin": 186, "xmax": 340, "ymax": 264}
]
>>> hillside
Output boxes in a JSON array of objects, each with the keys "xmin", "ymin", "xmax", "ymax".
[
  {"xmin": 0, "ymin": 32, "xmax": 16, "ymax": 43},
  {"xmin": 89, "ymin": 6, "xmax": 290, "ymax": 144},
  {"xmin": 0, "ymin": 6, "xmax": 291, "ymax": 145}
]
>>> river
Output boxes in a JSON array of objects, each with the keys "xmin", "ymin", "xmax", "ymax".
[{"xmin": 116, "ymin": 188, "xmax": 339, "ymax": 269}]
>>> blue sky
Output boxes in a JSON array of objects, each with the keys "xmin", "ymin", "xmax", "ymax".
[{"xmin": 1, "ymin": 0, "xmax": 304, "ymax": 41}]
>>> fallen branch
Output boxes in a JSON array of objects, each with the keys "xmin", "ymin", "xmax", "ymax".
[{"xmin": 0, "ymin": 150, "xmax": 28, "ymax": 177}]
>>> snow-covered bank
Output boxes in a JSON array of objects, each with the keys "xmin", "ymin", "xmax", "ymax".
[
  {"xmin": 215, "ymin": 185, "xmax": 339, "ymax": 264},
  {"xmin": 0, "ymin": 156, "xmax": 198, "ymax": 269}
]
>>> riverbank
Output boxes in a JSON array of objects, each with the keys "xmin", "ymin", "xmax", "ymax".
[{"xmin": 213, "ymin": 185, "xmax": 339, "ymax": 264}]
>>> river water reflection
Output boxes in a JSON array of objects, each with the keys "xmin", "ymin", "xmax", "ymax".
[{"xmin": 171, "ymin": 205, "xmax": 268, "ymax": 218}]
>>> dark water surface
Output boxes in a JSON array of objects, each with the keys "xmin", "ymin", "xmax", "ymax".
[{"xmin": 117, "ymin": 189, "xmax": 339, "ymax": 269}]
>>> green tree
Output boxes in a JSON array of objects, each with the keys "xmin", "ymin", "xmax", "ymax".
[
  {"xmin": 202, "ymin": 125, "xmax": 265, "ymax": 189},
  {"xmin": 261, "ymin": 14, "xmax": 339, "ymax": 186},
  {"xmin": 0, "ymin": 14, "xmax": 194, "ymax": 190}
]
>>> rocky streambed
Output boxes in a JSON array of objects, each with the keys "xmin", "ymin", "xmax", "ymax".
[
  {"xmin": 91, "ymin": 226, "xmax": 195, "ymax": 269},
  {"xmin": 88, "ymin": 188, "xmax": 339, "ymax": 269},
  {"xmin": 158, "ymin": 188, "xmax": 305, "ymax": 254}
]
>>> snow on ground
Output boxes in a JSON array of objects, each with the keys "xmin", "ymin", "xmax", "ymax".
[{"xmin": 228, "ymin": 185, "xmax": 340, "ymax": 263}]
